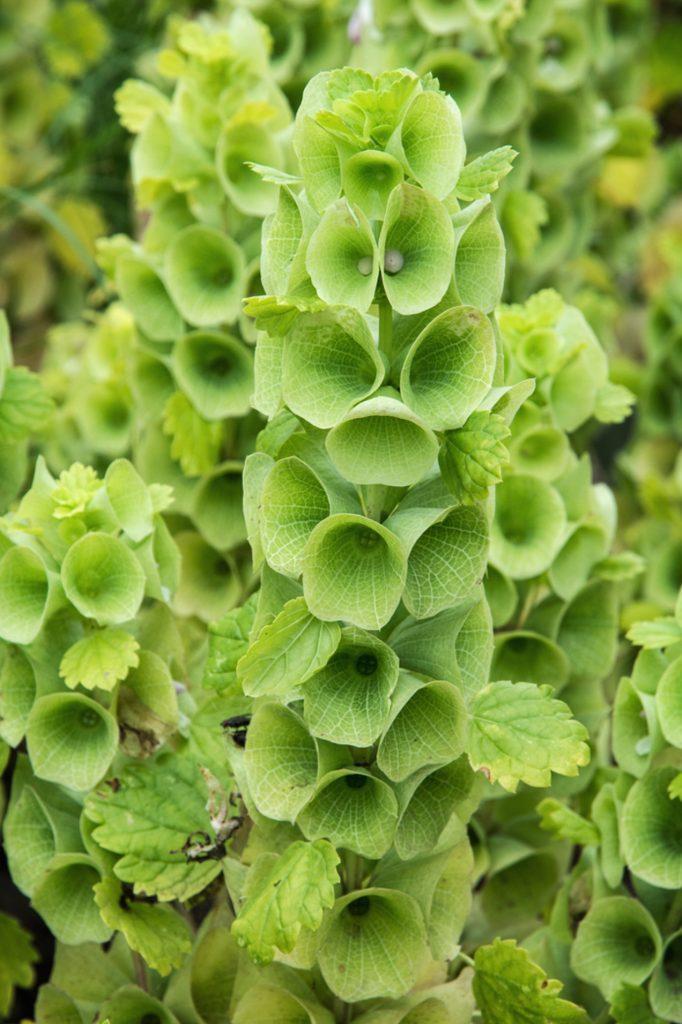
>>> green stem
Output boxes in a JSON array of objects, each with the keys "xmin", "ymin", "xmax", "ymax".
[
  {"xmin": 378, "ymin": 296, "xmax": 393, "ymax": 363},
  {"xmin": 458, "ymin": 951, "xmax": 475, "ymax": 968}
]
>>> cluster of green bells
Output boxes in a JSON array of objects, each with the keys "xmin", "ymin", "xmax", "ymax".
[{"xmin": 0, "ymin": 3, "xmax": 680, "ymax": 1024}]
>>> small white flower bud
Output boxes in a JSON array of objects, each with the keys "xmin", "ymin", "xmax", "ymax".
[
  {"xmin": 384, "ymin": 249, "xmax": 404, "ymax": 274},
  {"xmin": 357, "ymin": 255, "xmax": 374, "ymax": 276}
]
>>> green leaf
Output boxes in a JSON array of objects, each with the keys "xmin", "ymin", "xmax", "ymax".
[
  {"xmin": 162, "ymin": 391, "xmax": 223, "ymax": 477},
  {"xmin": 94, "ymin": 875, "xmax": 192, "ymax": 977},
  {"xmin": 468, "ymin": 681, "xmax": 590, "ymax": 792},
  {"xmin": 203, "ymin": 596, "xmax": 257, "ymax": 692},
  {"xmin": 473, "ymin": 939, "xmax": 589, "ymax": 1024},
  {"xmin": 59, "ymin": 628, "xmax": 140, "ymax": 691},
  {"xmin": 400, "ymin": 306, "xmax": 497, "ymax": 431},
  {"xmin": 246, "ymin": 162, "xmax": 302, "ymax": 185},
  {"xmin": 456, "ymin": 146, "xmax": 517, "ymax": 202},
  {"xmin": 114, "ymin": 78, "xmax": 171, "ymax": 133},
  {"xmin": 440, "ymin": 412, "xmax": 510, "ymax": 502},
  {"xmin": 237, "ymin": 596, "xmax": 341, "ymax": 698},
  {"xmin": 594, "ymin": 382, "xmax": 636, "ymax": 424},
  {"xmin": 537, "ymin": 798, "xmax": 600, "ymax": 845},
  {"xmin": 0, "ymin": 367, "xmax": 54, "ymax": 443},
  {"xmin": 669, "ymin": 773, "xmax": 682, "ymax": 800},
  {"xmin": 0, "ymin": 911, "xmax": 38, "ymax": 1016},
  {"xmin": 502, "ymin": 190, "xmax": 548, "ymax": 263},
  {"xmin": 610, "ymin": 984, "xmax": 666, "ymax": 1024},
  {"xmin": 232, "ymin": 839, "xmax": 339, "ymax": 964},
  {"xmin": 626, "ymin": 616, "xmax": 682, "ymax": 649},
  {"xmin": 85, "ymin": 754, "xmax": 229, "ymax": 900}
]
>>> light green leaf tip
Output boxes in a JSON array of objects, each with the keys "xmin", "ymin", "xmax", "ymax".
[
  {"xmin": 232, "ymin": 839, "xmax": 339, "ymax": 964},
  {"xmin": 59, "ymin": 628, "xmax": 140, "ymax": 691},
  {"xmin": 473, "ymin": 938, "xmax": 589, "ymax": 1024},
  {"xmin": 468, "ymin": 680, "xmax": 590, "ymax": 791}
]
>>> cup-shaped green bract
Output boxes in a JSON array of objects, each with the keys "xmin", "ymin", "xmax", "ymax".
[
  {"xmin": 282, "ymin": 307, "xmax": 384, "ymax": 429},
  {"xmin": 612, "ymin": 677, "xmax": 659, "ymax": 779},
  {"xmin": 418, "ymin": 48, "xmax": 488, "ymax": 119},
  {"xmin": 377, "ymin": 677, "xmax": 467, "ymax": 783},
  {"xmin": 656, "ymin": 655, "xmax": 682, "ymax": 746},
  {"xmin": 26, "ymin": 693, "xmax": 118, "ymax": 791},
  {"xmin": 400, "ymin": 306, "xmax": 496, "ymax": 430},
  {"xmin": 412, "ymin": 0, "xmax": 469, "ymax": 35},
  {"xmin": 490, "ymin": 473, "xmax": 567, "ymax": 579},
  {"xmin": 326, "ymin": 395, "xmax": 438, "ymax": 488},
  {"xmin": 0, "ymin": 546, "xmax": 60, "ymax": 645},
  {"xmin": 529, "ymin": 93, "xmax": 585, "ymax": 176},
  {"xmin": 621, "ymin": 767, "xmax": 682, "ymax": 890},
  {"xmin": 301, "ymin": 514, "xmax": 407, "ymax": 630},
  {"xmin": 650, "ymin": 931, "xmax": 682, "ymax": 1024},
  {"xmin": 452, "ymin": 199, "xmax": 506, "ymax": 313},
  {"xmin": 342, "ymin": 150, "xmax": 405, "ymax": 220},
  {"xmin": 261, "ymin": 186, "xmax": 310, "ymax": 296},
  {"xmin": 478, "ymin": 69, "xmax": 526, "ymax": 134},
  {"xmin": 396, "ymin": 505, "xmax": 488, "ymax": 620},
  {"xmin": 132, "ymin": 112, "xmax": 209, "ymax": 196},
  {"xmin": 172, "ymin": 531, "xmax": 240, "ymax": 622},
  {"xmin": 379, "ymin": 184, "xmax": 454, "ymax": 316},
  {"xmin": 548, "ymin": 522, "xmax": 609, "ymax": 601},
  {"xmin": 60, "ymin": 532, "xmax": 145, "ymax": 625},
  {"xmin": 104, "ymin": 459, "xmax": 154, "ymax": 545},
  {"xmin": 492, "ymin": 631, "xmax": 570, "ymax": 690},
  {"xmin": 298, "ymin": 769, "xmax": 399, "ymax": 859},
  {"xmin": 317, "ymin": 889, "xmax": 427, "ymax": 1002},
  {"xmin": 100, "ymin": 986, "xmax": 179, "ymax": 1024},
  {"xmin": 0, "ymin": 646, "xmax": 36, "ymax": 745},
  {"xmin": 244, "ymin": 702, "xmax": 318, "ymax": 822},
  {"xmin": 394, "ymin": 89, "xmax": 465, "ymax": 201},
  {"xmin": 306, "ymin": 200, "xmax": 379, "ymax": 313},
  {"xmin": 303, "ymin": 626, "xmax": 399, "ymax": 746},
  {"xmin": 76, "ymin": 381, "xmax": 134, "ymax": 458},
  {"xmin": 116, "ymin": 254, "xmax": 183, "ymax": 341},
  {"xmin": 535, "ymin": 15, "xmax": 590, "ymax": 93},
  {"xmin": 164, "ymin": 226, "xmax": 246, "ymax": 328},
  {"xmin": 32, "ymin": 854, "xmax": 110, "ymax": 945},
  {"xmin": 394, "ymin": 757, "xmax": 474, "ymax": 861},
  {"xmin": 260, "ymin": 457, "xmax": 330, "ymax": 578},
  {"xmin": 570, "ymin": 896, "xmax": 662, "ymax": 999},
  {"xmin": 233, "ymin": 985, "xmax": 331, "ymax": 1024},
  {"xmin": 510, "ymin": 425, "xmax": 570, "ymax": 481},
  {"xmin": 191, "ymin": 462, "xmax": 246, "ymax": 553},
  {"xmin": 216, "ymin": 120, "xmax": 282, "ymax": 217}
]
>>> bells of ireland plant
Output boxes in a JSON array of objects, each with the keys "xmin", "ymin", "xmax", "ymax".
[
  {"xmin": 0, "ymin": 456, "xmax": 195, "ymax": 952},
  {"xmin": 39, "ymin": 9, "xmax": 297, "ymax": 627},
  {"xmin": 175, "ymin": 67, "xmax": 597, "ymax": 1021}
]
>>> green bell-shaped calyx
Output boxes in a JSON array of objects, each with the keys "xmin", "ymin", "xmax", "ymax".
[
  {"xmin": 26, "ymin": 693, "xmax": 118, "ymax": 791},
  {"xmin": 171, "ymin": 330, "xmax": 253, "ymax": 420},
  {"xmin": 301, "ymin": 514, "xmax": 407, "ymax": 630},
  {"xmin": 164, "ymin": 225, "xmax": 246, "ymax": 327},
  {"xmin": 298, "ymin": 769, "xmax": 399, "ymax": 859},
  {"xmin": 326, "ymin": 395, "xmax": 438, "ymax": 488},
  {"xmin": 379, "ymin": 184, "xmax": 454, "ymax": 316},
  {"xmin": 61, "ymin": 533, "xmax": 145, "ymax": 625},
  {"xmin": 281, "ymin": 307, "xmax": 384, "ymax": 429},
  {"xmin": 400, "ymin": 306, "xmax": 497, "ymax": 430},
  {"xmin": 303, "ymin": 626, "xmax": 399, "ymax": 746},
  {"xmin": 317, "ymin": 889, "xmax": 428, "ymax": 1002},
  {"xmin": 306, "ymin": 199, "xmax": 379, "ymax": 312}
]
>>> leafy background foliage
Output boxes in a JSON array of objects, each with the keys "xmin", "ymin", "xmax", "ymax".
[{"xmin": 0, "ymin": 0, "xmax": 681, "ymax": 1022}]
